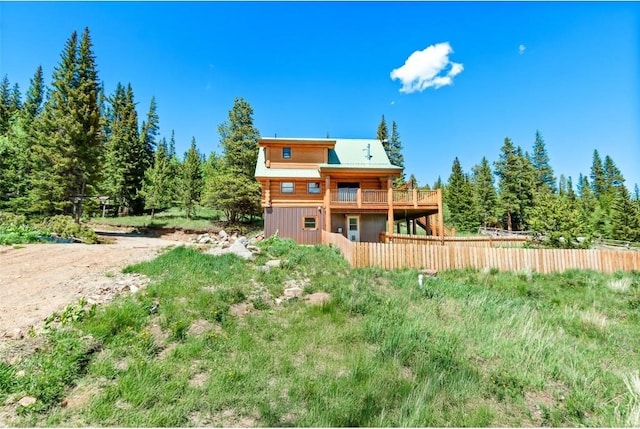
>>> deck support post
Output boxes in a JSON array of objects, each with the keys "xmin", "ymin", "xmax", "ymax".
[
  {"xmin": 387, "ymin": 177, "xmax": 394, "ymax": 236},
  {"xmin": 324, "ymin": 175, "xmax": 331, "ymax": 233},
  {"xmin": 437, "ymin": 188, "xmax": 445, "ymax": 243}
]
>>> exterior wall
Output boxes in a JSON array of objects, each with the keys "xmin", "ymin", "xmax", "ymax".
[
  {"xmin": 263, "ymin": 179, "xmax": 324, "ymax": 204},
  {"xmin": 266, "ymin": 146, "xmax": 326, "ymax": 166},
  {"xmin": 360, "ymin": 214, "xmax": 387, "ymax": 242},
  {"xmin": 329, "ymin": 177, "xmax": 384, "ymax": 191},
  {"xmin": 330, "ymin": 213, "xmax": 386, "ymax": 243},
  {"xmin": 264, "ymin": 206, "xmax": 324, "ymax": 245}
]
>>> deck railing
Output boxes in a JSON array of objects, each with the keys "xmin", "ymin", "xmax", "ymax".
[{"xmin": 329, "ymin": 189, "xmax": 438, "ymax": 207}]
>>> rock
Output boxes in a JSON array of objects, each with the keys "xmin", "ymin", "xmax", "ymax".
[
  {"xmin": 237, "ymin": 236, "xmax": 248, "ymax": 245},
  {"xmin": 420, "ymin": 269, "xmax": 438, "ymax": 277},
  {"xmin": 265, "ymin": 260, "xmax": 281, "ymax": 268},
  {"xmin": 305, "ymin": 292, "xmax": 331, "ymax": 306},
  {"xmin": 10, "ymin": 328, "xmax": 23, "ymax": 339},
  {"xmin": 15, "ymin": 370, "xmax": 25, "ymax": 378},
  {"xmin": 256, "ymin": 265, "xmax": 270, "ymax": 272},
  {"xmin": 17, "ymin": 396, "xmax": 37, "ymax": 407},
  {"xmin": 218, "ymin": 230, "xmax": 227, "ymax": 240},
  {"xmin": 284, "ymin": 287, "xmax": 303, "ymax": 300},
  {"xmin": 228, "ymin": 239, "xmax": 254, "ymax": 260},
  {"xmin": 246, "ymin": 245, "xmax": 260, "ymax": 253}
]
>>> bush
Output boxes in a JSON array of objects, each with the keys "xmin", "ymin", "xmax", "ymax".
[{"xmin": 37, "ymin": 215, "xmax": 99, "ymax": 244}]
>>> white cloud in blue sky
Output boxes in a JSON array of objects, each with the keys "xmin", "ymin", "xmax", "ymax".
[
  {"xmin": 390, "ymin": 42, "xmax": 463, "ymax": 93},
  {"xmin": 519, "ymin": 44, "xmax": 526, "ymax": 54}
]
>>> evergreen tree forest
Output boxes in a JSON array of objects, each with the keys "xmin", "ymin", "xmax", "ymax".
[
  {"xmin": 441, "ymin": 130, "xmax": 640, "ymax": 244},
  {"xmin": 0, "ymin": 28, "xmax": 262, "ymax": 223}
]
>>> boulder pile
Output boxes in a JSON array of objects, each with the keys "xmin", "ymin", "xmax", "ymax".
[{"xmin": 194, "ymin": 230, "xmax": 264, "ymax": 260}]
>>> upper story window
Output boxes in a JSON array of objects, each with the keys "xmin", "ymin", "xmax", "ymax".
[
  {"xmin": 307, "ymin": 182, "xmax": 321, "ymax": 194},
  {"xmin": 282, "ymin": 147, "xmax": 291, "ymax": 159},
  {"xmin": 281, "ymin": 182, "xmax": 294, "ymax": 193}
]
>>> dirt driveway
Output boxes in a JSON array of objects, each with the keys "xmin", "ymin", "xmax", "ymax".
[{"xmin": 0, "ymin": 229, "xmax": 195, "ymax": 338}]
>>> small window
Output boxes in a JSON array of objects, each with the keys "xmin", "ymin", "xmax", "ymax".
[
  {"xmin": 281, "ymin": 182, "xmax": 294, "ymax": 193},
  {"xmin": 303, "ymin": 216, "xmax": 317, "ymax": 230},
  {"xmin": 307, "ymin": 182, "xmax": 321, "ymax": 194},
  {"xmin": 282, "ymin": 147, "xmax": 291, "ymax": 159}
]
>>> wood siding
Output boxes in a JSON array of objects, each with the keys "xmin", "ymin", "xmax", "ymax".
[
  {"xmin": 262, "ymin": 179, "xmax": 325, "ymax": 205},
  {"xmin": 329, "ymin": 214, "xmax": 386, "ymax": 242},
  {"xmin": 264, "ymin": 207, "xmax": 324, "ymax": 245},
  {"xmin": 266, "ymin": 146, "xmax": 326, "ymax": 166},
  {"xmin": 360, "ymin": 214, "xmax": 387, "ymax": 242},
  {"xmin": 321, "ymin": 232, "xmax": 640, "ymax": 273}
]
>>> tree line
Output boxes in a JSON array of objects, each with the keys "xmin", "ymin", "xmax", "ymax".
[
  {"xmin": 439, "ymin": 131, "xmax": 640, "ymax": 244},
  {"xmin": 0, "ymin": 28, "xmax": 262, "ymax": 223}
]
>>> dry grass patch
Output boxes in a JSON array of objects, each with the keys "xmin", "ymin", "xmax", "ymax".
[
  {"xmin": 580, "ymin": 309, "xmax": 609, "ymax": 331},
  {"xmin": 607, "ymin": 277, "xmax": 632, "ymax": 293}
]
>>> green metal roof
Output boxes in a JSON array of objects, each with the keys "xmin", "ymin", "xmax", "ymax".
[
  {"xmin": 255, "ymin": 138, "xmax": 402, "ymax": 179},
  {"xmin": 324, "ymin": 138, "xmax": 402, "ymax": 169}
]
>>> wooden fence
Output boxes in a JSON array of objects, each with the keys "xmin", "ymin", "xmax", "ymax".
[
  {"xmin": 322, "ymin": 232, "xmax": 640, "ymax": 273},
  {"xmin": 383, "ymin": 233, "xmax": 528, "ymax": 248}
]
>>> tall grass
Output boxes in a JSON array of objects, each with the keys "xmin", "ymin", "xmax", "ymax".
[{"xmin": 1, "ymin": 238, "xmax": 639, "ymax": 426}]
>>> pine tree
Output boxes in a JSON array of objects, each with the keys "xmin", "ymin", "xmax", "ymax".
[
  {"xmin": 433, "ymin": 176, "xmax": 444, "ymax": 190},
  {"xmin": 166, "ymin": 130, "xmax": 181, "ymax": 205},
  {"xmin": 376, "ymin": 114, "xmax": 390, "ymax": 158},
  {"xmin": 603, "ymin": 155, "xmax": 624, "ymax": 192},
  {"xmin": 180, "ymin": 137, "xmax": 203, "ymax": 219},
  {"xmin": 610, "ymin": 184, "xmax": 640, "ymax": 241},
  {"xmin": 103, "ymin": 83, "xmax": 148, "ymax": 214},
  {"xmin": 531, "ymin": 131, "xmax": 556, "ymax": 192},
  {"xmin": 140, "ymin": 139, "xmax": 173, "ymax": 217},
  {"xmin": 445, "ymin": 157, "xmax": 478, "ymax": 232},
  {"xmin": 9, "ymin": 83, "xmax": 22, "ymax": 114},
  {"xmin": 22, "ymin": 66, "xmax": 45, "ymax": 121},
  {"xmin": 140, "ymin": 96, "xmax": 159, "ymax": 170},
  {"xmin": 218, "ymin": 97, "xmax": 260, "ymax": 178},
  {"xmin": 566, "ymin": 176, "xmax": 576, "ymax": 202},
  {"xmin": 527, "ymin": 189, "xmax": 584, "ymax": 247},
  {"xmin": 472, "ymin": 157, "xmax": 497, "ymax": 227},
  {"xmin": 0, "ymin": 76, "xmax": 11, "ymax": 135},
  {"xmin": 407, "ymin": 174, "xmax": 418, "ymax": 189},
  {"xmin": 204, "ymin": 98, "xmax": 261, "ymax": 222},
  {"xmin": 558, "ymin": 174, "xmax": 567, "ymax": 196},
  {"xmin": 495, "ymin": 137, "xmax": 523, "ymax": 231},
  {"xmin": 590, "ymin": 150, "xmax": 606, "ymax": 200},
  {"xmin": 30, "ymin": 28, "xmax": 103, "ymax": 220},
  {"xmin": 389, "ymin": 121, "xmax": 405, "ymax": 186},
  {"xmin": 72, "ymin": 27, "xmax": 103, "ymax": 220}
]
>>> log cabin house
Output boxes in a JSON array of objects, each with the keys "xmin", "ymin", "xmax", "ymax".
[{"xmin": 254, "ymin": 137, "xmax": 444, "ymax": 244}]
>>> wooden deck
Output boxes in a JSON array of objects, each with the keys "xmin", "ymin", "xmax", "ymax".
[{"xmin": 329, "ymin": 189, "xmax": 439, "ymax": 210}]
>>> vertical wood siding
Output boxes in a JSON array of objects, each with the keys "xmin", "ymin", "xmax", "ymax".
[{"xmin": 264, "ymin": 207, "xmax": 324, "ymax": 245}]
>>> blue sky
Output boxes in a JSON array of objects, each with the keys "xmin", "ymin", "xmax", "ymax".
[{"xmin": 1, "ymin": 1, "xmax": 638, "ymax": 190}]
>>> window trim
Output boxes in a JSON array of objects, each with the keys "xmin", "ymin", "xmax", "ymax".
[
  {"xmin": 307, "ymin": 182, "xmax": 321, "ymax": 194},
  {"xmin": 282, "ymin": 147, "xmax": 291, "ymax": 159},
  {"xmin": 302, "ymin": 216, "xmax": 318, "ymax": 230},
  {"xmin": 281, "ymin": 182, "xmax": 294, "ymax": 194}
]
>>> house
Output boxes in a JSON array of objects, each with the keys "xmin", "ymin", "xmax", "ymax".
[{"xmin": 254, "ymin": 137, "xmax": 444, "ymax": 244}]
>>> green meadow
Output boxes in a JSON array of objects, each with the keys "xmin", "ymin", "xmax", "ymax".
[{"xmin": 1, "ymin": 237, "xmax": 639, "ymax": 427}]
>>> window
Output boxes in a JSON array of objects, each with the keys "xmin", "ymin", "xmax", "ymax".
[
  {"xmin": 281, "ymin": 182, "xmax": 294, "ymax": 193},
  {"xmin": 303, "ymin": 216, "xmax": 317, "ymax": 230},
  {"xmin": 307, "ymin": 182, "xmax": 321, "ymax": 194},
  {"xmin": 282, "ymin": 147, "xmax": 291, "ymax": 159}
]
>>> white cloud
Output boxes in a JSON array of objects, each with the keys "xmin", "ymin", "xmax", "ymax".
[
  {"xmin": 390, "ymin": 42, "xmax": 463, "ymax": 93},
  {"xmin": 390, "ymin": 100, "xmax": 395, "ymax": 105},
  {"xmin": 518, "ymin": 44, "xmax": 526, "ymax": 54}
]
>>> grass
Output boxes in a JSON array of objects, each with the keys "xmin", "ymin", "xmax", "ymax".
[
  {"xmin": 1, "ymin": 237, "xmax": 639, "ymax": 426},
  {"xmin": 88, "ymin": 206, "xmax": 262, "ymax": 233}
]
